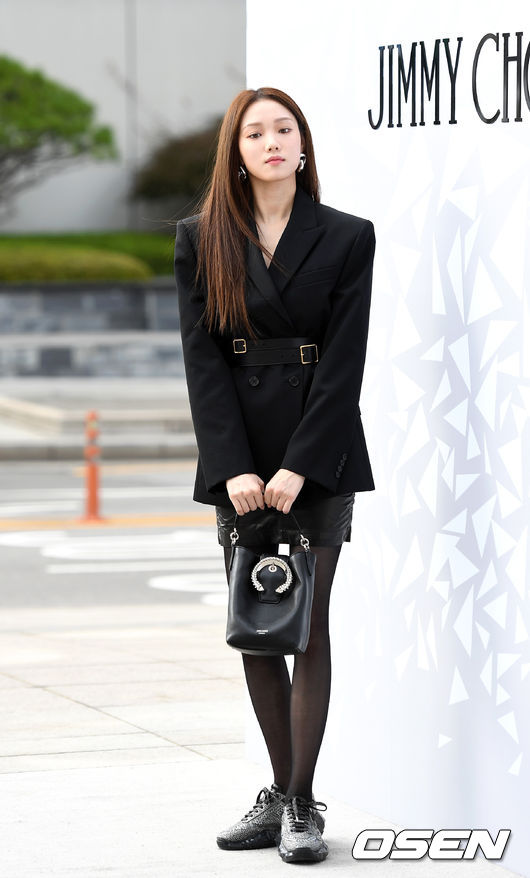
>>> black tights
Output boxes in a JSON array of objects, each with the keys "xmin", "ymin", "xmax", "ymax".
[{"xmin": 222, "ymin": 542, "xmax": 342, "ymax": 801}]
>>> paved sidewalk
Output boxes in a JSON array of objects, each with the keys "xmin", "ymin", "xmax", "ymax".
[{"xmin": 0, "ymin": 598, "xmax": 523, "ymax": 878}]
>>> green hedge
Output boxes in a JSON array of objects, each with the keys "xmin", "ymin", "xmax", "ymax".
[
  {"xmin": 0, "ymin": 230, "xmax": 175, "ymax": 277},
  {"xmin": 0, "ymin": 244, "xmax": 153, "ymax": 282}
]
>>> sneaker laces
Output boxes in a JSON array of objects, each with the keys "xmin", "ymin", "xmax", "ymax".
[
  {"xmin": 242, "ymin": 784, "xmax": 284, "ymax": 821},
  {"xmin": 284, "ymin": 795, "xmax": 327, "ymax": 833}
]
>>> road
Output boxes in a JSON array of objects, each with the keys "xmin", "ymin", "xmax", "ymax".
[{"xmin": 0, "ymin": 459, "xmax": 228, "ymax": 608}]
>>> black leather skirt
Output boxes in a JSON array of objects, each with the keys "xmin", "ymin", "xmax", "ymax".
[{"xmin": 215, "ymin": 492, "xmax": 355, "ymax": 548}]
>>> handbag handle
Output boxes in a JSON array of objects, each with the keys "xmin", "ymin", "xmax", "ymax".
[{"xmin": 230, "ymin": 508, "xmax": 311, "ymax": 550}]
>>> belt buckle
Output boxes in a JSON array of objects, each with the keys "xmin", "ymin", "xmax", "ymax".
[
  {"xmin": 300, "ymin": 343, "xmax": 318, "ymax": 364},
  {"xmin": 233, "ymin": 338, "xmax": 247, "ymax": 354}
]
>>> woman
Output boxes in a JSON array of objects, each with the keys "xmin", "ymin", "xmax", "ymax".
[{"xmin": 174, "ymin": 86, "xmax": 376, "ymax": 865}]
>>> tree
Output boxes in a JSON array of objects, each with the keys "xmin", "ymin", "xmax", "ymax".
[
  {"xmin": 0, "ymin": 54, "xmax": 118, "ymax": 218},
  {"xmin": 130, "ymin": 117, "xmax": 221, "ymax": 211}
]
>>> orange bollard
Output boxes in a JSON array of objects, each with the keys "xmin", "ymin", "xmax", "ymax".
[{"xmin": 79, "ymin": 410, "xmax": 106, "ymax": 523}]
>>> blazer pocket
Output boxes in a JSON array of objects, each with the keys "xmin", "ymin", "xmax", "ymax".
[{"xmin": 288, "ymin": 266, "xmax": 336, "ymax": 288}]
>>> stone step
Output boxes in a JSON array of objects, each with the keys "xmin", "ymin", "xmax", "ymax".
[
  {"xmin": 0, "ymin": 429, "xmax": 199, "ymax": 461},
  {"xmin": 0, "ymin": 394, "xmax": 193, "ymax": 435},
  {"xmin": 0, "ymin": 377, "xmax": 197, "ymax": 458}
]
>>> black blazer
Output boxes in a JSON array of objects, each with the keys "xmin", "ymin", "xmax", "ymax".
[{"xmin": 174, "ymin": 182, "xmax": 376, "ymax": 508}]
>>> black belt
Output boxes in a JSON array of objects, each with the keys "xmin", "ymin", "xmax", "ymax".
[{"xmin": 229, "ymin": 337, "xmax": 319, "ymax": 366}]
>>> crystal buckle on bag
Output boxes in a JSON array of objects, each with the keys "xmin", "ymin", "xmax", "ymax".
[{"xmin": 251, "ymin": 556, "xmax": 293, "ymax": 593}]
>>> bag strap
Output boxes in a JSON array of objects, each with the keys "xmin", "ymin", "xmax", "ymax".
[{"xmin": 230, "ymin": 508, "xmax": 310, "ymax": 551}]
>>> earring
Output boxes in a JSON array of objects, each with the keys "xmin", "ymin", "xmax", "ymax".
[
  {"xmin": 238, "ymin": 164, "xmax": 247, "ymax": 181},
  {"xmin": 297, "ymin": 153, "xmax": 306, "ymax": 172}
]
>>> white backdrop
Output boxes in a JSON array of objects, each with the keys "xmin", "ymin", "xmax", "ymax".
[{"xmin": 245, "ymin": 1, "xmax": 530, "ymax": 873}]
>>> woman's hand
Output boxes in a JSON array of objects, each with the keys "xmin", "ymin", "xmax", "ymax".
[
  {"xmin": 264, "ymin": 469, "xmax": 305, "ymax": 514},
  {"xmin": 226, "ymin": 473, "xmax": 265, "ymax": 514}
]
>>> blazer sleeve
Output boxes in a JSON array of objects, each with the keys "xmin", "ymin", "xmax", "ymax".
[
  {"xmin": 280, "ymin": 219, "xmax": 376, "ymax": 494},
  {"xmin": 174, "ymin": 219, "xmax": 256, "ymax": 494}
]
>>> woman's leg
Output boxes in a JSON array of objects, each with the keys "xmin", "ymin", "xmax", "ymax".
[
  {"xmin": 222, "ymin": 543, "xmax": 292, "ymax": 792},
  {"xmin": 285, "ymin": 544, "xmax": 342, "ymax": 800}
]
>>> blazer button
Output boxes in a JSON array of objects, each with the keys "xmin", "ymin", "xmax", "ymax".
[
  {"xmin": 341, "ymin": 453, "xmax": 347, "ymax": 460},
  {"xmin": 288, "ymin": 375, "xmax": 300, "ymax": 387},
  {"xmin": 248, "ymin": 375, "xmax": 260, "ymax": 387},
  {"xmin": 335, "ymin": 470, "xmax": 341, "ymax": 478}
]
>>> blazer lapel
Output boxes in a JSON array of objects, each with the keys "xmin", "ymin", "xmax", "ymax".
[{"xmin": 246, "ymin": 184, "xmax": 326, "ymax": 334}]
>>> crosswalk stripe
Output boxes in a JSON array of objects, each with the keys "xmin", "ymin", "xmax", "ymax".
[
  {"xmin": 45, "ymin": 559, "xmax": 224, "ymax": 574},
  {"xmin": 148, "ymin": 574, "xmax": 227, "ymax": 593},
  {"xmin": 0, "ymin": 502, "xmax": 78, "ymax": 515}
]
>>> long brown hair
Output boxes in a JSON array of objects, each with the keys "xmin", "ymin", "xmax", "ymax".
[{"xmin": 193, "ymin": 87, "xmax": 321, "ymax": 339}]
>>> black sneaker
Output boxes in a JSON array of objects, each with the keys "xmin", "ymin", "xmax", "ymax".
[
  {"xmin": 277, "ymin": 795, "xmax": 329, "ymax": 863},
  {"xmin": 216, "ymin": 783, "xmax": 286, "ymax": 850}
]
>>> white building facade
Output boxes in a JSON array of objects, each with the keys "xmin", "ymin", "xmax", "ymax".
[{"xmin": 0, "ymin": 0, "xmax": 245, "ymax": 230}]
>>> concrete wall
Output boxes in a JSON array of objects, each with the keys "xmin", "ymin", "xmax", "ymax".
[{"xmin": 0, "ymin": 0, "xmax": 245, "ymax": 230}]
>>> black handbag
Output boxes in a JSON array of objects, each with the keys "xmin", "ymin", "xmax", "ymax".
[{"xmin": 225, "ymin": 509, "xmax": 317, "ymax": 656}]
